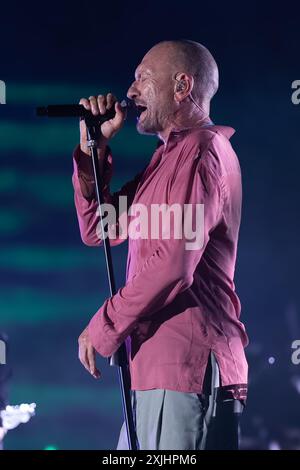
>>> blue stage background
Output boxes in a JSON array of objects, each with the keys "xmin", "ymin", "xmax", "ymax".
[{"xmin": 0, "ymin": 0, "xmax": 300, "ymax": 449}]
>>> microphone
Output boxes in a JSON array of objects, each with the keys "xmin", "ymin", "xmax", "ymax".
[{"xmin": 36, "ymin": 99, "xmax": 135, "ymax": 124}]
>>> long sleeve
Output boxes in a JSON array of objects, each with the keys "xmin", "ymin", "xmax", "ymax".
[
  {"xmin": 72, "ymin": 145, "xmax": 145, "ymax": 246},
  {"xmin": 88, "ymin": 153, "xmax": 225, "ymax": 357}
]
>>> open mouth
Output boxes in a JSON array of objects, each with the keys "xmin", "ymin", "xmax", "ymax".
[{"xmin": 136, "ymin": 105, "xmax": 147, "ymax": 117}]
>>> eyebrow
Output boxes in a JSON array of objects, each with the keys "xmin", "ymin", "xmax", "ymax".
[{"xmin": 134, "ymin": 67, "xmax": 151, "ymax": 80}]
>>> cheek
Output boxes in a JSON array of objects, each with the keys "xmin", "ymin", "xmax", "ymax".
[{"xmin": 143, "ymin": 81, "xmax": 158, "ymax": 102}]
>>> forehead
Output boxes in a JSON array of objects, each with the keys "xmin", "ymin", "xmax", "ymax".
[
  {"xmin": 134, "ymin": 57, "xmax": 156, "ymax": 79},
  {"xmin": 134, "ymin": 58, "xmax": 171, "ymax": 81},
  {"xmin": 134, "ymin": 46, "xmax": 171, "ymax": 79}
]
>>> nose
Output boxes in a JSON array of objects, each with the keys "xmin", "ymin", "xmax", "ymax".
[{"xmin": 127, "ymin": 81, "xmax": 139, "ymax": 100}]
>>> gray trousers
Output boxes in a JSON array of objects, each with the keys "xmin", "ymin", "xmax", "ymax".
[
  {"xmin": 117, "ymin": 388, "xmax": 214, "ymax": 450},
  {"xmin": 116, "ymin": 353, "xmax": 243, "ymax": 450}
]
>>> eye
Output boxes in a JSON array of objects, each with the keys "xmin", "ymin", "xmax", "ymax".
[{"xmin": 138, "ymin": 73, "xmax": 150, "ymax": 83}]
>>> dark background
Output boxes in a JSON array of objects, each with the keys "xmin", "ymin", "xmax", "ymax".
[{"xmin": 0, "ymin": 0, "xmax": 299, "ymax": 450}]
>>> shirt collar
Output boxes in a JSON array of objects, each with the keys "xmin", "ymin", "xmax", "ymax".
[{"xmin": 160, "ymin": 118, "xmax": 236, "ymax": 153}]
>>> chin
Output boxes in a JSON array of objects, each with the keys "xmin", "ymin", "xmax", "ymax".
[
  {"xmin": 136, "ymin": 123, "xmax": 157, "ymax": 135},
  {"xmin": 136, "ymin": 121, "xmax": 157, "ymax": 136}
]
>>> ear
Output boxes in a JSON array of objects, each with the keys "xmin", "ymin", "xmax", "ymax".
[{"xmin": 174, "ymin": 73, "xmax": 194, "ymax": 102}]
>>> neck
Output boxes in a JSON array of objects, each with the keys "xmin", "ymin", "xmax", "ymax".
[{"xmin": 158, "ymin": 101, "xmax": 211, "ymax": 144}]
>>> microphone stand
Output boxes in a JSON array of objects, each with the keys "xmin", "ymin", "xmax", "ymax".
[{"xmin": 85, "ymin": 116, "xmax": 137, "ymax": 451}]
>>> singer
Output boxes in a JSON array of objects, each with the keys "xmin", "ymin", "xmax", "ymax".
[{"xmin": 73, "ymin": 40, "xmax": 248, "ymax": 450}]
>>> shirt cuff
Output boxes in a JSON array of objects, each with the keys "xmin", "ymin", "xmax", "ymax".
[{"xmin": 72, "ymin": 144, "xmax": 112, "ymax": 199}]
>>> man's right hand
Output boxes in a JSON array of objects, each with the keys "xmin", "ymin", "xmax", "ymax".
[{"xmin": 79, "ymin": 93, "xmax": 126, "ymax": 154}]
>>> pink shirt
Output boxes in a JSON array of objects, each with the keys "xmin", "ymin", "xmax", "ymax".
[{"xmin": 72, "ymin": 121, "xmax": 248, "ymax": 396}]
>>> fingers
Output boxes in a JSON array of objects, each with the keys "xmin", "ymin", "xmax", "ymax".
[
  {"xmin": 87, "ymin": 345, "xmax": 101, "ymax": 379},
  {"xmin": 79, "ymin": 97, "xmax": 91, "ymax": 111},
  {"xmin": 78, "ymin": 341, "xmax": 90, "ymax": 373},
  {"xmin": 78, "ymin": 92, "xmax": 124, "ymax": 142},
  {"xmin": 106, "ymin": 92, "xmax": 115, "ymax": 110},
  {"xmin": 79, "ymin": 93, "xmax": 117, "ymax": 116},
  {"xmin": 113, "ymin": 101, "xmax": 126, "ymax": 128},
  {"xmin": 89, "ymin": 95, "xmax": 99, "ymax": 115},
  {"xmin": 78, "ymin": 343, "xmax": 100, "ymax": 379},
  {"xmin": 78, "ymin": 330, "xmax": 101, "ymax": 379}
]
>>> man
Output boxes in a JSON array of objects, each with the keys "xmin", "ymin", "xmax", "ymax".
[{"xmin": 73, "ymin": 40, "xmax": 248, "ymax": 450}]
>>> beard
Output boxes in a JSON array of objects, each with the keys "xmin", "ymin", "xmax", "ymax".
[
  {"xmin": 136, "ymin": 99, "xmax": 173, "ymax": 136},
  {"xmin": 136, "ymin": 108, "xmax": 160, "ymax": 135}
]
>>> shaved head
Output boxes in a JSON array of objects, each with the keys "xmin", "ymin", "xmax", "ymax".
[
  {"xmin": 127, "ymin": 39, "xmax": 219, "ymax": 140},
  {"xmin": 145, "ymin": 40, "xmax": 219, "ymax": 103}
]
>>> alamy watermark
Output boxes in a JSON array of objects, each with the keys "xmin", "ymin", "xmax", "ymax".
[
  {"xmin": 291, "ymin": 340, "xmax": 300, "ymax": 365},
  {"xmin": 0, "ymin": 339, "xmax": 6, "ymax": 365},
  {"xmin": 0, "ymin": 80, "xmax": 6, "ymax": 104},
  {"xmin": 291, "ymin": 80, "xmax": 300, "ymax": 105},
  {"xmin": 95, "ymin": 197, "xmax": 205, "ymax": 251}
]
